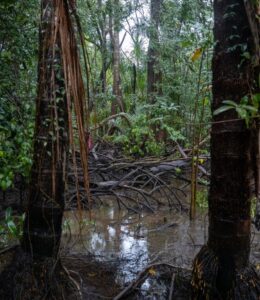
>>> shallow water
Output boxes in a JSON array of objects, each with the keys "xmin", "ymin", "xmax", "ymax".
[{"xmin": 62, "ymin": 203, "xmax": 260, "ymax": 278}]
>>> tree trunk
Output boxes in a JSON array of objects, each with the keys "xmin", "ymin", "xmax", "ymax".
[
  {"xmin": 132, "ymin": 63, "xmax": 137, "ymax": 94},
  {"xmin": 22, "ymin": 0, "xmax": 69, "ymax": 258},
  {"xmin": 99, "ymin": 0, "xmax": 108, "ymax": 94},
  {"xmin": 110, "ymin": 0, "xmax": 125, "ymax": 115},
  {"xmin": 147, "ymin": 0, "xmax": 162, "ymax": 103},
  {"xmin": 147, "ymin": 0, "xmax": 165, "ymax": 144},
  {"xmin": 0, "ymin": 1, "xmax": 89, "ymax": 298},
  {"xmin": 100, "ymin": 43, "xmax": 108, "ymax": 93},
  {"xmin": 191, "ymin": 0, "xmax": 260, "ymax": 298}
]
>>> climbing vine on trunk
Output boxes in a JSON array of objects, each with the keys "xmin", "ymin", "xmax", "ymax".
[{"xmin": 23, "ymin": 0, "xmax": 90, "ymax": 258}]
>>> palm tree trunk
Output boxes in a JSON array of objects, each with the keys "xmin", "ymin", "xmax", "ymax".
[
  {"xmin": 22, "ymin": 0, "xmax": 69, "ymax": 258},
  {"xmin": 191, "ymin": 0, "xmax": 260, "ymax": 298},
  {"xmin": 0, "ymin": 1, "xmax": 89, "ymax": 298}
]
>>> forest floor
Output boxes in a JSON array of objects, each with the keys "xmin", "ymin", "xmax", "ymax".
[
  {"xmin": 0, "ymin": 145, "xmax": 260, "ymax": 299},
  {"xmin": 1, "ymin": 204, "xmax": 260, "ymax": 299}
]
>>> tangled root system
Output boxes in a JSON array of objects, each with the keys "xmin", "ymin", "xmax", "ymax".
[
  {"xmin": 191, "ymin": 245, "xmax": 260, "ymax": 300},
  {"xmin": 0, "ymin": 247, "xmax": 78, "ymax": 300}
]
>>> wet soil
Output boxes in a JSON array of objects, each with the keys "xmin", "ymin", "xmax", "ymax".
[
  {"xmin": 60, "ymin": 201, "xmax": 260, "ymax": 299},
  {"xmin": 1, "ymin": 184, "xmax": 260, "ymax": 299}
]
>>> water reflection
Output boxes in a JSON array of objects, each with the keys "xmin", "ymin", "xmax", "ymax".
[{"xmin": 62, "ymin": 204, "xmax": 260, "ymax": 285}]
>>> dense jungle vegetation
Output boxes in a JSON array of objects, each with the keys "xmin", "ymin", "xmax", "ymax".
[
  {"xmin": 0, "ymin": 0, "xmax": 260, "ymax": 299},
  {"xmin": 0, "ymin": 0, "xmax": 212, "ymax": 190}
]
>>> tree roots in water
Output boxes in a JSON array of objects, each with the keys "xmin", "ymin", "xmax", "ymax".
[
  {"xmin": 0, "ymin": 247, "xmax": 79, "ymax": 300},
  {"xmin": 191, "ymin": 245, "xmax": 260, "ymax": 300},
  {"xmin": 231, "ymin": 267, "xmax": 260, "ymax": 300}
]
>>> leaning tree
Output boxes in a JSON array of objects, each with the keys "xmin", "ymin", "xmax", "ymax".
[
  {"xmin": 191, "ymin": 0, "xmax": 260, "ymax": 299},
  {"xmin": 0, "ymin": 0, "xmax": 89, "ymax": 298}
]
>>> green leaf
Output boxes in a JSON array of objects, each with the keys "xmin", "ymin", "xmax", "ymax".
[
  {"xmin": 242, "ymin": 52, "xmax": 250, "ymax": 59},
  {"xmin": 222, "ymin": 100, "xmax": 237, "ymax": 107},
  {"xmin": 235, "ymin": 107, "xmax": 247, "ymax": 119},
  {"xmin": 241, "ymin": 105, "xmax": 257, "ymax": 113},
  {"xmin": 5, "ymin": 207, "xmax": 12, "ymax": 220},
  {"xmin": 213, "ymin": 105, "xmax": 233, "ymax": 115},
  {"xmin": 7, "ymin": 219, "xmax": 17, "ymax": 235},
  {"xmin": 252, "ymin": 93, "xmax": 260, "ymax": 109}
]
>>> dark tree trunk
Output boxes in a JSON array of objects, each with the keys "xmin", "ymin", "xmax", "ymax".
[
  {"xmin": 100, "ymin": 45, "xmax": 107, "ymax": 93},
  {"xmin": 132, "ymin": 63, "xmax": 137, "ymax": 94},
  {"xmin": 147, "ymin": 0, "xmax": 165, "ymax": 144},
  {"xmin": 0, "ymin": 1, "xmax": 88, "ymax": 298},
  {"xmin": 191, "ymin": 0, "xmax": 260, "ymax": 298},
  {"xmin": 22, "ymin": 0, "xmax": 69, "ymax": 258},
  {"xmin": 110, "ymin": 0, "xmax": 125, "ymax": 115},
  {"xmin": 99, "ymin": 0, "xmax": 108, "ymax": 94},
  {"xmin": 112, "ymin": 23, "xmax": 124, "ymax": 114},
  {"xmin": 147, "ymin": 0, "xmax": 163, "ymax": 103}
]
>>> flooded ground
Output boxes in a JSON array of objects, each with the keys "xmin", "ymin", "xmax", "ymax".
[
  {"xmin": 61, "ymin": 201, "xmax": 260, "ymax": 298},
  {"xmin": 1, "ymin": 180, "xmax": 260, "ymax": 298}
]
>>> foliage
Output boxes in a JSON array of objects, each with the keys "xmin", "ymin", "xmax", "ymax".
[
  {"xmin": 0, "ymin": 207, "xmax": 25, "ymax": 248},
  {"xmin": 0, "ymin": 0, "xmax": 214, "ymax": 184},
  {"xmin": 0, "ymin": 0, "xmax": 38, "ymax": 190},
  {"xmin": 196, "ymin": 189, "xmax": 208, "ymax": 209},
  {"xmin": 113, "ymin": 113, "xmax": 164, "ymax": 156},
  {"xmin": 0, "ymin": 116, "xmax": 34, "ymax": 190},
  {"xmin": 214, "ymin": 94, "xmax": 260, "ymax": 127},
  {"xmin": 112, "ymin": 99, "xmax": 185, "ymax": 157}
]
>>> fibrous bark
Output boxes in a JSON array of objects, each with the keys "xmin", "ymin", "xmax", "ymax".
[
  {"xmin": 0, "ymin": 1, "xmax": 89, "ymax": 298},
  {"xmin": 22, "ymin": 0, "xmax": 89, "ymax": 259},
  {"xmin": 22, "ymin": 0, "xmax": 69, "ymax": 258},
  {"xmin": 0, "ymin": 0, "xmax": 90, "ymax": 298}
]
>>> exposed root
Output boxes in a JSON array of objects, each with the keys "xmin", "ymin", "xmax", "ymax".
[
  {"xmin": 230, "ymin": 266, "xmax": 260, "ymax": 300},
  {"xmin": 191, "ymin": 245, "xmax": 260, "ymax": 300},
  {"xmin": 65, "ymin": 145, "xmax": 206, "ymax": 213},
  {"xmin": 113, "ymin": 262, "xmax": 189, "ymax": 300},
  {"xmin": 0, "ymin": 247, "xmax": 80, "ymax": 300},
  {"xmin": 191, "ymin": 245, "xmax": 219, "ymax": 299}
]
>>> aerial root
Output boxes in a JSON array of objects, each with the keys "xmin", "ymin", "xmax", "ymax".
[
  {"xmin": 191, "ymin": 245, "xmax": 260, "ymax": 300},
  {"xmin": 191, "ymin": 245, "xmax": 219, "ymax": 299},
  {"xmin": 230, "ymin": 266, "xmax": 260, "ymax": 300},
  {"xmin": 0, "ymin": 247, "xmax": 79, "ymax": 300},
  {"xmin": 62, "ymin": 264, "xmax": 82, "ymax": 299},
  {"xmin": 114, "ymin": 262, "xmax": 189, "ymax": 300}
]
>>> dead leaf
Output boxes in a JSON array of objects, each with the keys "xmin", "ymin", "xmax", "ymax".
[
  {"xmin": 191, "ymin": 48, "xmax": 202, "ymax": 62},
  {"xmin": 148, "ymin": 268, "xmax": 156, "ymax": 276}
]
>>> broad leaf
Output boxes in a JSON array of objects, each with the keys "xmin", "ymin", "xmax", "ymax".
[{"xmin": 213, "ymin": 105, "xmax": 233, "ymax": 115}]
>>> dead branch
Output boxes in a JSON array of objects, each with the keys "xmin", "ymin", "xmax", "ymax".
[
  {"xmin": 66, "ymin": 144, "xmax": 210, "ymax": 213},
  {"xmin": 113, "ymin": 262, "xmax": 190, "ymax": 300}
]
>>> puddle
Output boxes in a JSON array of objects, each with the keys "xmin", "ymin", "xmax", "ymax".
[
  {"xmin": 62, "ymin": 203, "xmax": 210, "ymax": 284},
  {"xmin": 63, "ymin": 208, "xmax": 260, "ymax": 272},
  {"xmin": 61, "ymin": 192, "xmax": 260, "ymax": 296}
]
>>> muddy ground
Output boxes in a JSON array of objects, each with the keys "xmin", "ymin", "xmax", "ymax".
[{"xmin": 1, "ymin": 189, "xmax": 260, "ymax": 299}]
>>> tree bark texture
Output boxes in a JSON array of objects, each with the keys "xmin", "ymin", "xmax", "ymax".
[
  {"xmin": 22, "ymin": 0, "xmax": 69, "ymax": 258},
  {"xmin": 110, "ymin": 0, "xmax": 125, "ymax": 115},
  {"xmin": 98, "ymin": 0, "xmax": 109, "ymax": 94},
  {"xmin": 192, "ymin": 0, "xmax": 260, "ymax": 298},
  {"xmin": 147, "ymin": 0, "xmax": 163, "ymax": 103}
]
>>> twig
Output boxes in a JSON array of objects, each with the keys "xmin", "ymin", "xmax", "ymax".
[
  {"xmin": 113, "ymin": 262, "xmax": 190, "ymax": 300},
  {"xmin": 169, "ymin": 273, "xmax": 175, "ymax": 300}
]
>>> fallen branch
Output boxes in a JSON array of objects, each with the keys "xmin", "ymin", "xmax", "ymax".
[{"xmin": 113, "ymin": 262, "xmax": 191, "ymax": 300}]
